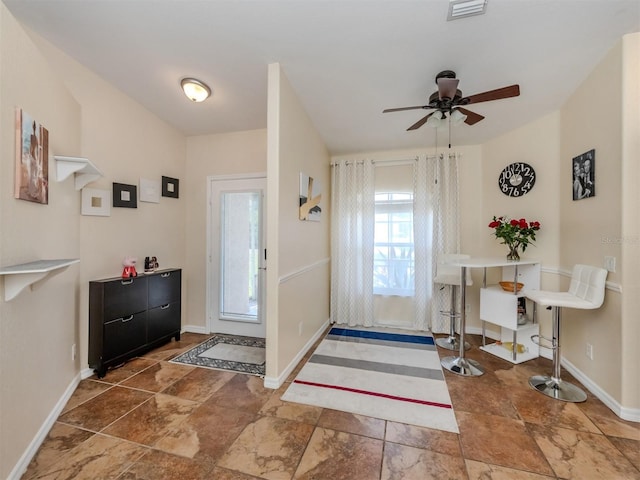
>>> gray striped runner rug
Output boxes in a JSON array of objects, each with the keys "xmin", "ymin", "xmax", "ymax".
[{"xmin": 281, "ymin": 326, "xmax": 458, "ymax": 433}]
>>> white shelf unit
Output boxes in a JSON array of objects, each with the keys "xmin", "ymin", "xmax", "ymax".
[
  {"xmin": 0, "ymin": 259, "xmax": 79, "ymax": 301},
  {"xmin": 479, "ymin": 262, "xmax": 541, "ymax": 364},
  {"xmin": 54, "ymin": 155, "xmax": 102, "ymax": 190}
]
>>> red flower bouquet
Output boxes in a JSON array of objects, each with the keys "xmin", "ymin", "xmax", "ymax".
[{"xmin": 488, "ymin": 216, "xmax": 541, "ymax": 260}]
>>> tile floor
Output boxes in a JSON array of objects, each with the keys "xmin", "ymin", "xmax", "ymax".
[{"xmin": 22, "ymin": 332, "xmax": 639, "ymax": 479}]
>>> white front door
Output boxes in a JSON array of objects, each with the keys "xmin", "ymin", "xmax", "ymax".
[{"xmin": 208, "ymin": 175, "xmax": 266, "ymax": 338}]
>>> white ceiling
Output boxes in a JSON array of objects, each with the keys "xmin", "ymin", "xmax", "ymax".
[{"xmin": 3, "ymin": 0, "xmax": 639, "ymax": 155}]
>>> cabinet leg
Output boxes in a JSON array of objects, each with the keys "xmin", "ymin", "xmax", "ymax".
[
  {"xmin": 174, "ymin": 332, "xmax": 181, "ymax": 341},
  {"xmin": 95, "ymin": 366, "xmax": 107, "ymax": 379}
]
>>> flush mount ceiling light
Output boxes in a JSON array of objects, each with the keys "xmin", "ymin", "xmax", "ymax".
[
  {"xmin": 180, "ymin": 77, "xmax": 211, "ymax": 102},
  {"xmin": 447, "ymin": 0, "xmax": 488, "ymax": 21}
]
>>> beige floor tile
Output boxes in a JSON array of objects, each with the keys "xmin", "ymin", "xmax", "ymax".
[
  {"xmin": 294, "ymin": 427, "xmax": 383, "ymax": 480},
  {"xmin": 381, "ymin": 442, "xmax": 467, "ymax": 480},
  {"xmin": 217, "ymin": 416, "xmax": 314, "ymax": 480},
  {"xmin": 120, "ymin": 361, "xmax": 194, "ymax": 392},
  {"xmin": 465, "ymin": 459, "xmax": 556, "ymax": 479},
  {"xmin": 57, "ymin": 386, "xmax": 152, "ymax": 432},
  {"xmin": 457, "ymin": 411, "xmax": 554, "ymax": 476},
  {"xmin": 385, "ymin": 421, "xmax": 462, "ymax": 457},
  {"xmin": 101, "ymin": 393, "xmax": 200, "ymax": 446},
  {"xmin": 161, "ymin": 365, "xmax": 235, "ymax": 402},
  {"xmin": 529, "ymin": 423, "xmax": 639, "ymax": 479},
  {"xmin": 33, "ymin": 433, "xmax": 147, "ymax": 480}
]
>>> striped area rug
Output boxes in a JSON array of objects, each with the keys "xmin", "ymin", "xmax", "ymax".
[{"xmin": 281, "ymin": 326, "xmax": 458, "ymax": 433}]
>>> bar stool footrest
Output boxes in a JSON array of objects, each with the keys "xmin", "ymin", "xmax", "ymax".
[{"xmin": 529, "ymin": 375, "xmax": 587, "ymax": 403}]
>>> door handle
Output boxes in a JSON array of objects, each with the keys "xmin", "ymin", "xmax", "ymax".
[
  {"xmin": 121, "ymin": 315, "xmax": 134, "ymax": 323},
  {"xmin": 258, "ymin": 267, "xmax": 267, "ymax": 270}
]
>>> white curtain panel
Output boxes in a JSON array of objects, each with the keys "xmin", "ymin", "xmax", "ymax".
[
  {"xmin": 427, "ymin": 153, "xmax": 461, "ymax": 333},
  {"xmin": 330, "ymin": 159, "xmax": 375, "ymax": 327},
  {"xmin": 331, "ymin": 154, "xmax": 460, "ymax": 330}
]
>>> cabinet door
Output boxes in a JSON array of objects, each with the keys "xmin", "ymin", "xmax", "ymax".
[
  {"xmin": 148, "ymin": 270, "xmax": 181, "ymax": 308},
  {"xmin": 148, "ymin": 302, "xmax": 181, "ymax": 342},
  {"xmin": 104, "ymin": 277, "xmax": 148, "ymax": 320},
  {"xmin": 103, "ymin": 312, "xmax": 147, "ymax": 361}
]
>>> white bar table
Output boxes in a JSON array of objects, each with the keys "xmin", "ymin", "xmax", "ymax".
[{"xmin": 440, "ymin": 257, "xmax": 541, "ymax": 377}]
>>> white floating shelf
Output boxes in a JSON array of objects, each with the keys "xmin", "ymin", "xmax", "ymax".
[
  {"xmin": 54, "ymin": 155, "xmax": 103, "ymax": 190},
  {"xmin": 0, "ymin": 259, "xmax": 79, "ymax": 301}
]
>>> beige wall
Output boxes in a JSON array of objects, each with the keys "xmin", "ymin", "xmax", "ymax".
[
  {"xmin": 1, "ymin": 7, "xmax": 188, "ymax": 476},
  {"xmin": 620, "ymin": 33, "xmax": 639, "ymax": 410},
  {"xmin": 559, "ymin": 38, "xmax": 626, "ymax": 404},
  {"xmin": 0, "ymin": 5, "xmax": 81, "ymax": 477},
  {"xmin": 184, "ymin": 129, "xmax": 267, "ymax": 331},
  {"xmin": 29, "ymin": 32, "xmax": 188, "ymax": 375},
  {"xmin": 481, "ymin": 112, "xmax": 563, "ymax": 341},
  {"xmin": 266, "ymin": 64, "xmax": 331, "ymax": 381}
]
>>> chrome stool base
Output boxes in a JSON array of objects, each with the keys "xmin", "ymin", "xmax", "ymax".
[
  {"xmin": 436, "ymin": 335, "xmax": 470, "ymax": 351},
  {"xmin": 529, "ymin": 375, "xmax": 587, "ymax": 403},
  {"xmin": 441, "ymin": 356, "xmax": 484, "ymax": 377}
]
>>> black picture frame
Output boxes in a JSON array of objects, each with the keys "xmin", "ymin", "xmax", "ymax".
[
  {"xmin": 113, "ymin": 182, "xmax": 137, "ymax": 208},
  {"xmin": 162, "ymin": 176, "xmax": 179, "ymax": 198},
  {"xmin": 572, "ymin": 149, "xmax": 595, "ymax": 201}
]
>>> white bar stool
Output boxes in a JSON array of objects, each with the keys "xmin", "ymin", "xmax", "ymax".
[
  {"xmin": 434, "ymin": 253, "xmax": 473, "ymax": 351},
  {"xmin": 526, "ymin": 264, "xmax": 608, "ymax": 402}
]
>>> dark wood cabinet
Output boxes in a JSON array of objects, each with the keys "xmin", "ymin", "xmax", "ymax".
[{"xmin": 89, "ymin": 268, "xmax": 181, "ymax": 377}]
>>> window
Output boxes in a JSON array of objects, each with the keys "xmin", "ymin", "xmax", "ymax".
[{"xmin": 373, "ymin": 192, "xmax": 414, "ymax": 296}]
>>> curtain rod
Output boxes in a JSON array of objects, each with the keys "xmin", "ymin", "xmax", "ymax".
[{"xmin": 331, "ymin": 152, "xmax": 459, "ymax": 167}]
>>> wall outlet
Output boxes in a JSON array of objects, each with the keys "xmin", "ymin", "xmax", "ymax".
[
  {"xmin": 586, "ymin": 343, "xmax": 594, "ymax": 360},
  {"xmin": 604, "ymin": 256, "xmax": 616, "ymax": 273},
  {"xmin": 465, "ymin": 303, "xmax": 471, "ymax": 313},
  {"xmin": 298, "ymin": 321, "xmax": 303, "ymax": 336},
  {"xmin": 71, "ymin": 343, "xmax": 77, "ymax": 361}
]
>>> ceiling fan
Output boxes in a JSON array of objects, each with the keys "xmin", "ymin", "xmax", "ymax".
[{"xmin": 383, "ymin": 70, "xmax": 520, "ymax": 130}]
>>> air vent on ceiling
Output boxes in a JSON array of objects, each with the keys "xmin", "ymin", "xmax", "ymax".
[{"xmin": 447, "ymin": 0, "xmax": 488, "ymax": 21}]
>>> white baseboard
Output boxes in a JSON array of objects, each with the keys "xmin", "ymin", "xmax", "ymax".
[
  {"xmin": 467, "ymin": 326, "xmax": 638, "ymax": 423},
  {"xmin": 7, "ymin": 373, "xmax": 82, "ymax": 480},
  {"xmin": 182, "ymin": 325, "xmax": 208, "ymax": 335},
  {"xmin": 561, "ymin": 357, "xmax": 640, "ymax": 422},
  {"xmin": 263, "ymin": 319, "xmax": 330, "ymax": 389}
]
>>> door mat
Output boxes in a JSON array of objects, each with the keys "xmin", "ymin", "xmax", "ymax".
[
  {"xmin": 281, "ymin": 326, "xmax": 458, "ymax": 433},
  {"xmin": 171, "ymin": 334, "xmax": 265, "ymax": 376}
]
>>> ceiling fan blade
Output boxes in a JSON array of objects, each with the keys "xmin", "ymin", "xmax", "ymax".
[
  {"xmin": 437, "ymin": 78, "xmax": 459, "ymax": 100},
  {"xmin": 407, "ymin": 112, "xmax": 435, "ymax": 131},
  {"xmin": 464, "ymin": 84, "xmax": 520, "ymax": 105},
  {"xmin": 456, "ymin": 107, "xmax": 484, "ymax": 125},
  {"xmin": 383, "ymin": 105, "xmax": 429, "ymax": 113}
]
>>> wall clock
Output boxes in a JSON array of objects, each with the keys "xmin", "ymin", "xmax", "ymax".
[{"xmin": 498, "ymin": 162, "xmax": 536, "ymax": 197}]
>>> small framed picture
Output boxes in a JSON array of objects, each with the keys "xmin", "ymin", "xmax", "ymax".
[
  {"xmin": 113, "ymin": 182, "xmax": 137, "ymax": 208},
  {"xmin": 162, "ymin": 176, "xmax": 179, "ymax": 198},
  {"xmin": 572, "ymin": 149, "xmax": 595, "ymax": 201},
  {"xmin": 139, "ymin": 178, "xmax": 161, "ymax": 203},
  {"xmin": 81, "ymin": 188, "xmax": 111, "ymax": 216}
]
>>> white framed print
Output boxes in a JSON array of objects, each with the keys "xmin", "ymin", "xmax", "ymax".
[
  {"xmin": 81, "ymin": 188, "xmax": 111, "ymax": 216},
  {"xmin": 139, "ymin": 178, "xmax": 161, "ymax": 203}
]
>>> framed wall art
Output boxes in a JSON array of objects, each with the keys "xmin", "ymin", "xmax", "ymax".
[
  {"xmin": 113, "ymin": 182, "xmax": 137, "ymax": 208},
  {"xmin": 299, "ymin": 172, "xmax": 322, "ymax": 221},
  {"xmin": 15, "ymin": 108, "xmax": 49, "ymax": 204},
  {"xmin": 572, "ymin": 149, "xmax": 595, "ymax": 201},
  {"xmin": 162, "ymin": 176, "xmax": 179, "ymax": 198},
  {"xmin": 81, "ymin": 188, "xmax": 111, "ymax": 216},
  {"xmin": 139, "ymin": 178, "xmax": 161, "ymax": 203}
]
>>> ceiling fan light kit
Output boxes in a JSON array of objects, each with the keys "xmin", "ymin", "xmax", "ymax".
[
  {"xmin": 383, "ymin": 70, "xmax": 519, "ymax": 132},
  {"xmin": 181, "ymin": 77, "xmax": 211, "ymax": 102}
]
